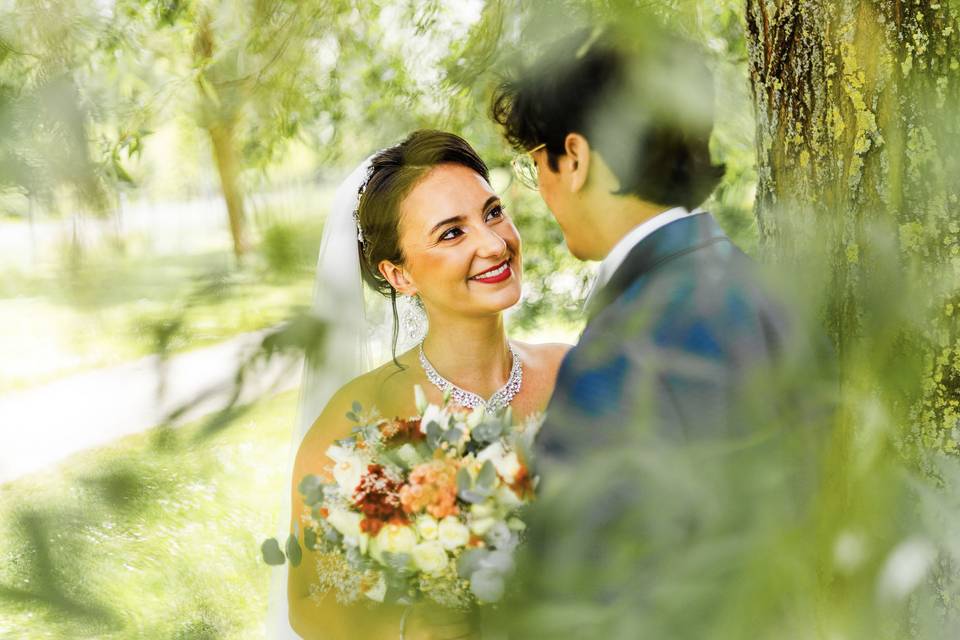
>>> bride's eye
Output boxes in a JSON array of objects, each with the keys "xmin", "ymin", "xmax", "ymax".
[
  {"xmin": 485, "ymin": 205, "xmax": 505, "ymax": 222},
  {"xmin": 439, "ymin": 227, "xmax": 464, "ymax": 241}
]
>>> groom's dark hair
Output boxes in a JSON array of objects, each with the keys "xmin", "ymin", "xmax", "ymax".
[{"xmin": 491, "ymin": 25, "xmax": 724, "ymax": 210}]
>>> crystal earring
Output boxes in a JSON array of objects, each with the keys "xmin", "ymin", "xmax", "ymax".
[{"xmin": 398, "ymin": 294, "xmax": 428, "ymax": 349}]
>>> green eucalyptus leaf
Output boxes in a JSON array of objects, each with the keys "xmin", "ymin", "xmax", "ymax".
[
  {"xmin": 304, "ymin": 527, "xmax": 318, "ymax": 551},
  {"xmin": 457, "ymin": 467, "xmax": 473, "ymax": 494},
  {"xmin": 477, "ymin": 460, "xmax": 497, "ymax": 490},
  {"xmin": 352, "ymin": 401, "xmax": 363, "ymax": 414},
  {"xmin": 383, "ymin": 551, "xmax": 412, "ymax": 574},
  {"xmin": 261, "ymin": 538, "xmax": 286, "ymax": 566},
  {"xmin": 286, "ymin": 533, "xmax": 303, "ymax": 567},
  {"xmin": 457, "ymin": 548, "xmax": 488, "ymax": 579},
  {"xmin": 362, "ymin": 424, "xmax": 382, "ymax": 444},
  {"xmin": 473, "ymin": 420, "xmax": 503, "ymax": 443},
  {"xmin": 298, "ymin": 475, "xmax": 324, "ymax": 506},
  {"xmin": 426, "ymin": 421, "xmax": 443, "ymax": 449},
  {"xmin": 460, "ymin": 488, "xmax": 489, "ymax": 504},
  {"xmin": 443, "ymin": 426, "xmax": 463, "ymax": 445}
]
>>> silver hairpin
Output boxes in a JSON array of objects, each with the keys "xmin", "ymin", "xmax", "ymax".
[{"xmin": 353, "ymin": 164, "xmax": 376, "ymax": 245}]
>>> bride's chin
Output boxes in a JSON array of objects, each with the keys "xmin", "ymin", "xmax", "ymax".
[{"xmin": 484, "ymin": 286, "xmax": 523, "ymax": 312}]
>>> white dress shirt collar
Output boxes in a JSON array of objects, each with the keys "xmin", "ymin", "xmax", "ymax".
[{"xmin": 586, "ymin": 206, "xmax": 704, "ymax": 305}]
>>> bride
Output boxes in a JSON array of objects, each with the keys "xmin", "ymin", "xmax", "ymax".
[{"xmin": 282, "ymin": 130, "xmax": 570, "ymax": 639}]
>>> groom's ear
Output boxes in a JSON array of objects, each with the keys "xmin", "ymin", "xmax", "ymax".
[
  {"xmin": 378, "ymin": 260, "xmax": 418, "ymax": 296},
  {"xmin": 563, "ymin": 133, "xmax": 591, "ymax": 193}
]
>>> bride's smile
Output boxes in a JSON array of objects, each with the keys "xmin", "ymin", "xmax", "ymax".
[{"xmin": 469, "ymin": 258, "xmax": 512, "ymax": 283}]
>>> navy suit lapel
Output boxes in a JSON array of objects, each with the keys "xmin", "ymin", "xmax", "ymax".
[{"xmin": 586, "ymin": 213, "xmax": 730, "ymax": 322}]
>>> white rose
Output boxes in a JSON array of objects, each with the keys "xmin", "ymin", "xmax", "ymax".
[
  {"xmin": 375, "ymin": 524, "xmax": 417, "ymax": 558},
  {"xmin": 415, "ymin": 515, "xmax": 439, "ymax": 541},
  {"xmin": 411, "ymin": 541, "xmax": 449, "ymax": 574},
  {"xmin": 477, "ymin": 442, "xmax": 522, "ymax": 483},
  {"xmin": 325, "ymin": 508, "xmax": 368, "ymax": 553},
  {"xmin": 325, "ymin": 444, "xmax": 365, "ymax": 495},
  {"xmin": 326, "ymin": 507, "xmax": 362, "ymax": 539},
  {"xmin": 438, "ymin": 516, "xmax": 471, "ymax": 550}
]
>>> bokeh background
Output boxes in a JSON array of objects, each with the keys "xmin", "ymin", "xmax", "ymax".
[{"xmin": 1, "ymin": 1, "xmax": 958, "ymax": 638}]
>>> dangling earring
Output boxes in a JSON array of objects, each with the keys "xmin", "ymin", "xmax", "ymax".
[{"xmin": 398, "ymin": 294, "xmax": 428, "ymax": 349}]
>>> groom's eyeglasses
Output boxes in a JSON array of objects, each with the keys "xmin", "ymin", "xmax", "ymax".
[{"xmin": 511, "ymin": 143, "xmax": 546, "ymax": 190}]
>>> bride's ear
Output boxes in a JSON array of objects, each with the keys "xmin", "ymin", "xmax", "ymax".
[{"xmin": 378, "ymin": 260, "xmax": 417, "ymax": 296}]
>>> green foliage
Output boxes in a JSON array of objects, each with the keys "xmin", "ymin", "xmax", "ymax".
[
  {"xmin": 0, "ymin": 390, "xmax": 296, "ymax": 638},
  {"xmin": 257, "ymin": 218, "xmax": 315, "ymax": 278}
]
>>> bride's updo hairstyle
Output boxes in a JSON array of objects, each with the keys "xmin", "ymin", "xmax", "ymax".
[{"xmin": 355, "ymin": 129, "xmax": 490, "ymax": 360}]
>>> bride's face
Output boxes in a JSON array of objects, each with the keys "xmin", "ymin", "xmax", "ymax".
[{"xmin": 384, "ymin": 163, "xmax": 522, "ymax": 317}]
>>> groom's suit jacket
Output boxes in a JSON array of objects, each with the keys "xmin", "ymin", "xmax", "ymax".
[
  {"xmin": 507, "ymin": 213, "xmax": 834, "ymax": 639},
  {"xmin": 540, "ymin": 212, "xmax": 798, "ymax": 455}
]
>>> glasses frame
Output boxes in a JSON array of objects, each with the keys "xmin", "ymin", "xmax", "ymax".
[{"xmin": 511, "ymin": 143, "xmax": 546, "ymax": 190}]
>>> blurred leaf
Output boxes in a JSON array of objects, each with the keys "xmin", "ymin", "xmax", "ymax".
[
  {"xmin": 285, "ymin": 533, "xmax": 302, "ymax": 567},
  {"xmin": 261, "ymin": 538, "xmax": 286, "ymax": 566},
  {"xmin": 457, "ymin": 467, "xmax": 473, "ymax": 494}
]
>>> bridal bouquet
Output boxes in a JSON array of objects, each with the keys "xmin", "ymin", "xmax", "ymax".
[{"xmin": 265, "ymin": 387, "xmax": 540, "ymax": 610}]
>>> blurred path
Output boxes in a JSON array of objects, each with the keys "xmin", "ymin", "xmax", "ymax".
[{"xmin": 0, "ymin": 330, "xmax": 301, "ymax": 485}]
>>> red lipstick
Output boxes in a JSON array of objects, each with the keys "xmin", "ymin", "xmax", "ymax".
[{"xmin": 469, "ymin": 260, "xmax": 512, "ymax": 284}]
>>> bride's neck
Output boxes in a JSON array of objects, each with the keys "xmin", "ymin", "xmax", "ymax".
[{"xmin": 420, "ymin": 313, "xmax": 512, "ymax": 396}]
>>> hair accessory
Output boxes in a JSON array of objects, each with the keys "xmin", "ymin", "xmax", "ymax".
[{"xmin": 353, "ymin": 164, "xmax": 376, "ymax": 244}]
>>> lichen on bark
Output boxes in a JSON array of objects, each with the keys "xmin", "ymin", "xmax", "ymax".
[{"xmin": 745, "ymin": 0, "xmax": 960, "ymax": 454}]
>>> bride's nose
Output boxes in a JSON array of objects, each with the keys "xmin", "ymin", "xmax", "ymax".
[{"xmin": 475, "ymin": 226, "xmax": 508, "ymax": 258}]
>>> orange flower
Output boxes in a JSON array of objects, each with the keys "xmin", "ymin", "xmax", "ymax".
[
  {"xmin": 399, "ymin": 458, "xmax": 460, "ymax": 519},
  {"xmin": 379, "ymin": 417, "xmax": 425, "ymax": 444},
  {"xmin": 509, "ymin": 463, "xmax": 536, "ymax": 500}
]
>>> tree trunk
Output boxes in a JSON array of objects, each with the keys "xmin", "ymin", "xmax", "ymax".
[
  {"xmin": 208, "ymin": 120, "xmax": 248, "ymax": 260},
  {"xmin": 745, "ymin": 0, "xmax": 960, "ymax": 455},
  {"xmin": 193, "ymin": 7, "xmax": 248, "ymax": 262}
]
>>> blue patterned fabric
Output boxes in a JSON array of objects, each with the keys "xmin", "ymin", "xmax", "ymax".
[
  {"xmin": 495, "ymin": 213, "xmax": 836, "ymax": 639},
  {"xmin": 540, "ymin": 212, "xmax": 795, "ymax": 456}
]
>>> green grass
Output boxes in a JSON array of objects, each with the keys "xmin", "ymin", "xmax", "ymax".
[
  {"xmin": 0, "ymin": 219, "xmax": 323, "ymax": 393},
  {"xmin": 0, "ymin": 390, "xmax": 297, "ymax": 639}
]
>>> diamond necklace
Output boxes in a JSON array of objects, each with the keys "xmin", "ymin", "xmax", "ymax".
[{"xmin": 418, "ymin": 341, "xmax": 522, "ymax": 413}]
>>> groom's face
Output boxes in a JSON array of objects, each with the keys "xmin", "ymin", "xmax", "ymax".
[
  {"xmin": 532, "ymin": 147, "xmax": 591, "ymax": 260},
  {"xmin": 394, "ymin": 163, "xmax": 523, "ymax": 317}
]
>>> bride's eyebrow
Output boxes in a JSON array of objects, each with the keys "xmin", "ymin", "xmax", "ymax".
[
  {"xmin": 427, "ymin": 197, "xmax": 501, "ymax": 235},
  {"xmin": 429, "ymin": 215, "xmax": 466, "ymax": 235}
]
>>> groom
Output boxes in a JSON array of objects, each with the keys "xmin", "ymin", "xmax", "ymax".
[{"xmin": 491, "ymin": 24, "xmax": 829, "ymax": 638}]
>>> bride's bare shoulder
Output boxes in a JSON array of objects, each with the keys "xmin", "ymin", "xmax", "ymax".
[
  {"xmin": 297, "ymin": 352, "xmax": 419, "ymax": 459},
  {"xmin": 515, "ymin": 341, "xmax": 572, "ymax": 376}
]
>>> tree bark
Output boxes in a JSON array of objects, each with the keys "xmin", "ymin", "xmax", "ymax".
[
  {"xmin": 745, "ymin": 0, "xmax": 960, "ymax": 454},
  {"xmin": 208, "ymin": 119, "xmax": 248, "ymax": 260}
]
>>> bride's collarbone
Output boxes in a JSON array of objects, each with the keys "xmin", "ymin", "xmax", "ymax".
[{"xmin": 343, "ymin": 341, "xmax": 563, "ymax": 423}]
